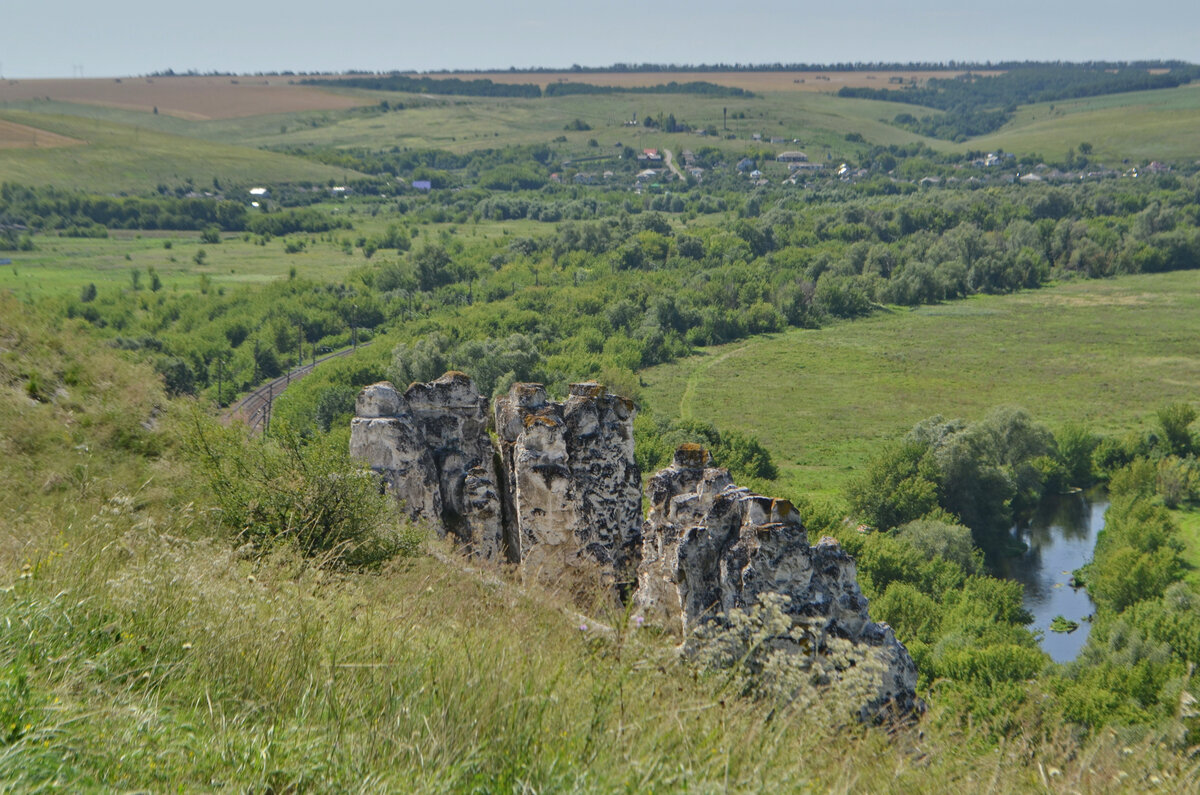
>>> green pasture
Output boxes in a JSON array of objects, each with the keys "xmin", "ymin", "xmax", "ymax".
[
  {"xmin": 0, "ymin": 110, "xmax": 358, "ymax": 192},
  {"xmin": 0, "ymin": 230, "xmax": 360, "ymax": 300},
  {"xmin": 0, "ymin": 213, "xmax": 566, "ymax": 301},
  {"xmin": 253, "ymin": 89, "xmax": 939, "ymax": 158},
  {"xmin": 969, "ymin": 83, "xmax": 1200, "ymax": 163},
  {"xmin": 641, "ymin": 270, "xmax": 1200, "ymax": 501}
]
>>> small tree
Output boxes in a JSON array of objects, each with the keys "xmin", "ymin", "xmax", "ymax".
[{"xmin": 1157, "ymin": 402, "xmax": 1196, "ymax": 457}]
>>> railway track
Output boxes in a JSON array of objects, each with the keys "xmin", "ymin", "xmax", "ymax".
[{"xmin": 224, "ymin": 342, "xmax": 370, "ymax": 433}]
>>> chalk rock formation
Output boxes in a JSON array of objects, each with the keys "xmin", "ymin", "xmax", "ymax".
[
  {"xmin": 635, "ymin": 445, "xmax": 919, "ymax": 717},
  {"xmin": 349, "ymin": 374, "xmax": 504, "ymax": 559},
  {"xmin": 494, "ymin": 382, "xmax": 642, "ymax": 587}
]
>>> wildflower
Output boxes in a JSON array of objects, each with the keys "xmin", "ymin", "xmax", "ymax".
[
  {"xmin": 634, "ymin": 615, "xmax": 645, "ymax": 627},
  {"xmin": 579, "ymin": 623, "xmax": 588, "ymax": 632}
]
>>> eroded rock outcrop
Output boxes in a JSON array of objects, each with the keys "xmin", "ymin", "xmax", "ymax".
[
  {"xmin": 494, "ymin": 381, "xmax": 642, "ymax": 588},
  {"xmin": 349, "ymin": 373, "xmax": 504, "ymax": 559},
  {"xmin": 635, "ymin": 445, "xmax": 920, "ymax": 717},
  {"xmin": 351, "ymin": 376, "xmax": 919, "ymax": 716}
]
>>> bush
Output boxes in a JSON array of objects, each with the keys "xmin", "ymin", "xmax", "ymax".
[{"xmin": 184, "ymin": 414, "xmax": 415, "ymax": 566}]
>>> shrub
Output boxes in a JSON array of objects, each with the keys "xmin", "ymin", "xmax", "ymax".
[{"xmin": 184, "ymin": 414, "xmax": 416, "ymax": 566}]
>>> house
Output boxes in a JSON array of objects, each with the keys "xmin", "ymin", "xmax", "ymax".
[
  {"xmin": 637, "ymin": 149, "xmax": 663, "ymax": 165},
  {"xmin": 749, "ymin": 169, "xmax": 763, "ymax": 179},
  {"xmin": 751, "ymin": 133, "xmax": 763, "ymax": 141},
  {"xmin": 736, "ymin": 157, "xmax": 755, "ymax": 172},
  {"xmin": 777, "ymin": 151, "xmax": 808, "ymax": 162},
  {"xmin": 770, "ymin": 137, "xmax": 785, "ymax": 144},
  {"xmin": 573, "ymin": 172, "xmax": 595, "ymax": 185}
]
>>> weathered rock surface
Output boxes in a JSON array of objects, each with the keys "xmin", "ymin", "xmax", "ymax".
[
  {"xmin": 635, "ymin": 445, "xmax": 920, "ymax": 717},
  {"xmin": 351, "ymin": 377, "xmax": 919, "ymax": 716},
  {"xmin": 495, "ymin": 381, "xmax": 642, "ymax": 588},
  {"xmin": 349, "ymin": 374, "xmax": 504, "ymax": 559}
]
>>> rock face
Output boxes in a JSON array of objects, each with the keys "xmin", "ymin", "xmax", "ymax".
[
  {"xmin": 494, "ymin": 382, "xmax": 642, "ymax": 588},
  {"xmin": 351, "ymin": 376, "xmax": 919, "ymax": 716},
  {"xmin": 349, "ymin": 374, "xmax": 504, "ymax": 560},
  {"xmin": 636, "ymin": 445, "xmax": 920, "ymax": 717}
]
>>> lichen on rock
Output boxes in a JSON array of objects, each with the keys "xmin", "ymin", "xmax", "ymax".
[
  {"xmin": 636, "ymin": 444, "xmax": 921, "ymax": 718},
  {"xmin": 494, "ymin": 381, "xmax": 643, "ymax": 590},
  {"xmin": 349, "ymin": 374, "xmax": 504, "ymax": 559}
]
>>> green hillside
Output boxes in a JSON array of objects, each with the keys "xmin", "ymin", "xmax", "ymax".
[{"xmin": 0, "ymin": 110, "xmax": 360, "ymax": 191}]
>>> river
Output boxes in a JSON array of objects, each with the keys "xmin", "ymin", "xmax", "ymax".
[{"xmin": 995, "ymin": 490, "xmax": 1109, "ymax": 663}]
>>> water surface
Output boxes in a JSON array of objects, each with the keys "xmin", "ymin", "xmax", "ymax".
[{"xmin": 996, "ymin": 491, "xmax": 1108, "ymax": 663}]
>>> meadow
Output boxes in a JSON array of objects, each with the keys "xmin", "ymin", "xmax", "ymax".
[
  {"xmin": 971, "ymin": 82, "xmax": 1200, "ymax": 163},
  {"xmin": 642, "ymin": 270, "xmax": 1200, "ymax": 500},
  {"xmin": 0, "ymin": 109, "xmax": 357, "ymax": 192}
]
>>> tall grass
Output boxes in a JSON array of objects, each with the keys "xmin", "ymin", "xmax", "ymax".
[{"xmin": 2, "ymin": 294, "xmax": 1198, "ymax": 790}]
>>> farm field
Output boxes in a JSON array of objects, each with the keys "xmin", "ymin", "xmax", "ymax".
[
  {"xmin": 0, "ymin": 109, "xmax": 358, "ymax": 192},
  {"xmin": 425, "ymin": 69, "xmax": 1003, "ymax": 93},
  {"xmin": 0, "ymin": 75, "xmax": 369, "ymax": 119},
  {"xmin": 641, "ymin": 270, "xmax": 1200, "ymax": 501},
  {"xmin": 6, "ymin": 72, "xmax": 1200, "ymax": 193},
  {"xmin": 0, "ymin": 118, "xmax": 84, "ymax": 149}
]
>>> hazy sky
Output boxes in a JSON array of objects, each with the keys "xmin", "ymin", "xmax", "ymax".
[{"xmin": 4, "ymin": 0, "xmax": 1199, "ymax": 78}]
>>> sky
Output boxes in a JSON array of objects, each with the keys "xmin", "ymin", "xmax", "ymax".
[{"xmin": 3, "ymin": 0, "xmax": 1199, "ymax": 78}]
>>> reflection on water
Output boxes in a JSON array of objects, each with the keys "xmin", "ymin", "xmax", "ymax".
[{"xmin": 994, "ymin": 490, "xmax": 1108, "ymax": 663}]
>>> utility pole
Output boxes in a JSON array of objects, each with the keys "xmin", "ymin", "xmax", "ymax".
[
  {"xmin": 351, "ymin": 304, "xmax": 357, "ymax": 350},
  {"xmin": 264, "ymin": 384, "xmax": 272, "ymax": 435},
  {"xmin": 253, "ymin": 338, "xmax": 260, "ymax": 383}
]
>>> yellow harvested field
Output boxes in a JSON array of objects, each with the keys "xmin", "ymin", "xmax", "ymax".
[
  {"xmin": 0, "ymin": 76, "xmax": 369, "ymax": 120},
  {"xmin": 423, "ymin": 70, "xmax": 1003, "ymax": 93},
  {"xmin": 0, "ymin": 119, "xmax": 83, "ymax": 149}
]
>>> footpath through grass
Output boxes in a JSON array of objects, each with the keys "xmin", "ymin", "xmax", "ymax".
[{"xmin": 642, "ymin": 270, "xmax": 1200, "ymax": 500}]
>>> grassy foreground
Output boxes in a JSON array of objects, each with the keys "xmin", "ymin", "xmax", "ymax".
[
  {"xmin": 642, "ymin": 270, "xmax": 1200, "ymax": 501},
  {"xmin": 3, "ymin": 299, "xmax": 1197, "ymax": 791}
]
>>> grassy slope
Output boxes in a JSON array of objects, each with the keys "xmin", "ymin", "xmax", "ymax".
[
  {"xmin": 0, "ymin": 110, "xmax": 358, "ymax": 191},
  {"xmin": 966, "ymin": 83, "xmax": 1200, "ymax": 163},
  {"xmin": 1, "ymin": 296, "xmax": 1193, "ymax": 790},
  {"xmin": 641, "ymin": 271, "xmax": 1200, "ymax": 501}
]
